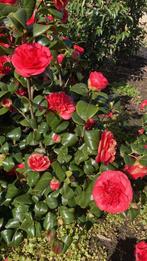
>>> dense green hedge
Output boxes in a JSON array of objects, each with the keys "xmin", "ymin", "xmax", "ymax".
[{"xmin": 68, "ymin": 0, "xmax": 147, "ymax": 67}]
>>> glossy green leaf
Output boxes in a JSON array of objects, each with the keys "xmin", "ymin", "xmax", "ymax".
[
  {"xmin": 12, "ymin": 205, "xmax": 29, "ymax": 222},
  {"xmin": 34, "ymin": 202, "xmax": 48, "ymax": 217},
  {"xmin": 0, "ymin": 107, "xmax": 8, "ymax": 116},
  {"xmin": 13, "ymin": 193, "xmax": 33, "ymax": 205},
  {"xmin": 46, "ymin": 194, "xmax": 58, "ymax": 209},
  {"xmin": 70, "ymin": 83, "xmax": 88, "ymax": 96},
  {"xmin": 7, "ymin": 127, "xmax": 21, "ymax": 142},
  {"xmin": 60, "ymin": 207, "xmax": 75, "ymax": 224},
  {"xmin": 11, "ymin": 231, "xmax": 23, "ymax": 246},
  {"xmin": 5, "ymin": 219, "xmax": 20, "ymax": 229},
  {"xmin": 33, "ymin": 23, "xmax": 50, "ymax": 37},
  {"xmin": 0, "ymin": 218, "xmax": 3, "ymax": 229},
  {"xmin": 46, "ymin": 111, "xmax": 61, "ymax": 130},
  {"xmin": 23, "ymin": 0, "xmax": 36, "ymax": 19},
  {"xmin": 72, "ymin": 112, "xmax": 85, "ymax": 125},
  {"xmin": 3, "ymin": 157, "xmax": 15, "ymax": 172},
  {"xmin": 43, "ymin": 212, "xmax": 57, "ymax": 230},
  {"xmin": 1, "ymin": 229, "xmax": 13, "ymax": 245},
  {"xmin": 76, "ymin": 101, "xmax": 99, "ymax": 121},
  {"xmin": 61, "ymin": 133, "xmax": 78, "ymax": 147},
  {"xmin": 20, "ymin": 216, "xmax": 35, "ymax": 237},
  {"xmin": 84, "ymin": 130, "xmax": 100, "ymax": 152},
  {"xmin": 27, "ymin": 171, "xmax": 40, "ymax": 187},
  {"xmin": 55, "ymin": 121, "xmax": 69, "ymax": 133},
  {"xmin": 51, "ymin": 161, "xmax": 65, "ymax": 181},
  {"xmin": 75, "ymin": 144, "xmax": 89, "ymax": 164},
  {"xmin": 56, "ymin": 147, "xmax": 72, "ymax": 164},
  {"xmin": 33, "ymin": 172, "xmax": 51, "ymax": 195},
  {"xmin": 9, "ymin": 8, "xmax": 27, "ymax": 30},
  {"xmin": 6, "ymin": 184, "xmax": 20, "ymax": 200},
  {"xmin": 89, "ymin": 201, "xmax": 102, "ymax": 217}
]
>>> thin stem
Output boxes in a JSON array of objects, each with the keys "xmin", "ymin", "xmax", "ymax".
[{"xmin": 27, "ymin": 78, "xmax": 34, "ymax": 119}]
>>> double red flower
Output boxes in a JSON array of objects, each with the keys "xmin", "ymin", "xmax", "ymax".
[
  {"xmin": 46, "ymin": 92, "xmax": 75, "ymax": 120},
  {"xmin": 12, "ymin": 43, "xmax": 52, "ymax": 77},
  {"xmin": 92, "ymin": 170, "xmax": 133, "ymax": 214},
  {"xmin": 96, "ymin": 130, "xmax": 117, "ymax": 165}
]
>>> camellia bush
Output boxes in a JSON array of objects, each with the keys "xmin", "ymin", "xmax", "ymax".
[
  {"xmin": 0, "ymin": 0, "xmax": 146, "ymax": 255},
  {"xmin": 68, "ymin": 0, "xmax": 147, "ymax": 66}
]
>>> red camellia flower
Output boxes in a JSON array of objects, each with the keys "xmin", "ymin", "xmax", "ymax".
[
  {"xmin": 12, "ymin": 43, "xmax": 52, "ymax": 77},
  {"xmin": 144, "ymin": 145, "xmax": 147, "ymax": 149},
  {"xmin": 50, "ymin": 178, "xmax": 60, "ymax": 191},
  {"xmin": 16, "ymin": 88, "xmax": 27, "ymax": 96},
  {"xmin": 0, "ymin": 56, "xmax": 11, "ymax": 75},
  {"xmin": 96, "ymin": 130, "xmax": 117, "ymax": 165},
  {"xmin": 1, "ymin": 98, "xmax": 12, "ymax": 109},
  {"xmin": 53, "ymin": 0, "xmax": 68, "ymax": 10},
  {"xmin": 46, "ymin": 92, "xmax": 75, "ymax": 120},
  {"xmin": 0, "ymin": 0, "xmax": 16, "ymax": 4},
  {"xmin": 27, "ymin": 153, "xmax": 51, "ymax": 172},
  {"xmin": 57, "ymin": 54, "xmax": 65, "ymax": 64},
  {"xmin": 92, "ymin": 170, "xmax": 133, "ymax": 214},
  {"xmin": 135, "ymin": 241, "xmax": 147, "ymax": 261},
  {"xmin": 139, "ymin": 100, "xmax": 147, "ymax": 110},
  {"xmin": 88, "ymin": 71, "xmax": 109, "ymax": 91},
  {"xmin": 124, "ymin": 162, "xmax": 147, "ymax": 180}
]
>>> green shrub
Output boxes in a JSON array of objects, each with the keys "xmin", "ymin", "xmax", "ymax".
[{"xmin": 68, "ymin": 0, "xmax": 147, "ymax": 67}]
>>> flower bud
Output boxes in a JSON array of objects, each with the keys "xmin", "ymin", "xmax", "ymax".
[{"xmin": 50, "ymin": 178, "xmax": 60, "ymax": 191}]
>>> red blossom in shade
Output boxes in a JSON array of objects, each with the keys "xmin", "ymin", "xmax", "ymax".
[
  {"xmin": 16, "ymin": 88, "xmax": 27, "ymax": 96},
  {"xmin": 144, "ymin": 145, "xmax": 147, "ymax": 149},
  {"xmin": 73, "ymin": 45, "xmax": 85, "ymax": 55},
  {"xmin": 47, "ymin": 15, "xmax": 54, "ymax": 22},
  {"xmin": 16, "ymin": 163, "xmax": 25, "ymax": 169},
  {"xmin": 12, "ymin": 43, "xmax": 52, "ymax": 77},
  {"xmin": 27, "ymin": 153, "xmax": 51, "ymax": 172},
  {"xmin": 50, "ymin": 178, "xmax": 60, "ymax": 191},
  {"xmin": 139, "ymin": 100, "xmax": 147, "ymax": 110},
  {"xmin": 138, "ymin": 128, "xmax": 145, "ymax": 135},
  {"xmin": 0, "ymin": 0, "xmax": 16, "ymax": 4},
  {"xmin": 92, "ymin": 170, "xmax": 133, "ymax": 214},
  {"xmin": 135, "ymin": 241, "xmax": 147, "ymax": 261},
  {"xmin": 57, "ymin": 54, "xmax": 65, "ymax": 64},
  {"xmin": 88, "ymin": 71, "xmax": 109, "ymax": 91},
  {"xmin": 52, "ymin": 133, "xmax": 61, "ymax": 143},
  {"xmin": 0, "ymin": 56, "xmax": 11, "ymax": 75},
  {"xmin": 62, "ymin": 9, "xmax": 68, "ymax": 23},
  {"xmin": 96, "ymin": 130, "xmax": 117, "ymax": 165},
  {"xmin": 46, "ymin": 92, "xmax": 75, "ymax": 120},
  {"xmin": 1, "ymin": 98, "xmax": 12, "ymax": 109},
  {"xmin": 98, "ymin": 112, "xmax": 113, "ymax": 119},
  {"xmin": 26, "ymin": 12, "xmax": 36, "ymax": 26},
  {"xmin": 85, "ymin": 118, "xmax": 96, "ymax": 130},
  {"xmin": 53, "ymin": 0, "xmax": 68, "ymax": 10},
  {"xmin": 124, "ymin": 162, "xmax": 147, "ymax": 180}
]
